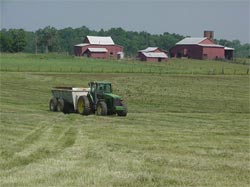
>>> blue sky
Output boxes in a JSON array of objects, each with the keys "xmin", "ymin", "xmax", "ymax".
[{"xmin": 1, "ymin": 0, "xmax": 249, "ymax": 43}]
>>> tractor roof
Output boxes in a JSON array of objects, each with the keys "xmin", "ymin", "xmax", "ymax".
[{"xmin": 90, "ymin": 81, "xmax": 111, "ymax": 84}]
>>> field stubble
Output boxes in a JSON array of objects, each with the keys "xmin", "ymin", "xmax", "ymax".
[{"xmin": 0, "ymin": 54, "xmax": 249, "ymax": 187}]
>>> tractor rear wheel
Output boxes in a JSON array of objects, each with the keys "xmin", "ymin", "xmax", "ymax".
[
  {"xmin": 96, "ymin": 102, "xmax": 107, "ymax": 116},
  {"xmin": 49, "ymin": 97, "xmax": 57, "ymax": 112},
  {"xmin": 77, "ymin": 96, "xmax": 91, "ymax": 115},
  {"xmin": 57, "ymin": 98, "xmax": 64, "ymax": 112},
  {"xmin": 117, "ymin": 102, "xmax": 128, "ymax": 116}
]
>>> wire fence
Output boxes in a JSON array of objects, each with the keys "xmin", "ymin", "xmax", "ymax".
[{"xmin": 1, "ymin": 66, "xmax": 249, "ymax": 75}]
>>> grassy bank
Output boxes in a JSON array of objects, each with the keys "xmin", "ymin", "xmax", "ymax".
[
  {"xmin": 0, "ymin": 53, "xmax": 249, "ymax": 75},
  {"xmin": 0, "ymin": 54, "xmax": 249, "ymax": 186}
]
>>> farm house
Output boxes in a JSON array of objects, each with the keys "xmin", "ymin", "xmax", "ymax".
[
  {"xmin": 137, "ymin": 47, "xmax": 168, "ymax": 62},
  {"xmin": 74, "ymin": 36, "xmax": 124, "ymax": 59},
  {"xmin": 170, "ymin": 31, "xmax": 234, "ymax": 60},
  {"xmin": 170, "ymin": 37, "xmax": 226, "ymax": 60}
]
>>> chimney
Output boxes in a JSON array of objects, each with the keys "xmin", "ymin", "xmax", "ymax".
[{"xmin": 204, "ymin": 31, "xmax": 214, "ymax": 41}]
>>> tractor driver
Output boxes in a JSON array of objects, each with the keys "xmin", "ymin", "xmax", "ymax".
[{"xmin": 98, "ymin": 85, "xmax": 104, "ymax": 95}]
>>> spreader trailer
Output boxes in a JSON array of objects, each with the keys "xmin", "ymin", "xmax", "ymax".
[{"xmin": 49, "ymin": 81, "xmax": 128, "ymax": 116}]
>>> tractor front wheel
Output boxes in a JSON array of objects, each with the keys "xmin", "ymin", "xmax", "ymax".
[
  {"xmin": 117, "ymin": 103, "xmax": 128, "ymax": 116},
  {"xmin": 96, "ymin": 102, "xmax": 107, "ymax": 116}
]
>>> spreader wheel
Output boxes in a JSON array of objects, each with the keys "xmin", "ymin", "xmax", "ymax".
[
  {"xmin": 57, "ymin": 98, "xmax": 64, "ymax": 112},
  {"xmin": 49, "ymin": 97, "xmax": 57, "ymax": 112}
]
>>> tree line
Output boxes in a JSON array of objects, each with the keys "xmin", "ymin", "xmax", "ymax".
[{"xmin": 0, "ymin": 26, "xmax": 249, "ymax": 58}]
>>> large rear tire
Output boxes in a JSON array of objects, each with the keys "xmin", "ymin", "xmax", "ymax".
[
  {"xmin": 77, "ymin": 96, "xmax": 91, "ymax": 115},
  {"xmin": 96, "ymin": 102, "xmax": 108, "ymax": 116},
  {"xmin": 117, "ymin": 102, "xmax": 128, "ymax": 117},
  {"xmin": 49, "ymin": 97, "xmax": 57, "ymax": 112}
]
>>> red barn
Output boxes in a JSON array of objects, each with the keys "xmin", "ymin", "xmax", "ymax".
[
  {"xmin": 74, "ymin": 36, "xmax": 124, "ymax": 59},
  {"xmin": 137, "ymin": 47, "xmax": 168, "ymax": 62},
  {"xmin": 170, "ymin": 37, "xmax": 225, "ymax": 60}
]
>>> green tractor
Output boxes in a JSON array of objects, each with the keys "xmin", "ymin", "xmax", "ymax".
[{"xmin": 77, "ymin": 81, "xmax": 128, "ymax": 116}]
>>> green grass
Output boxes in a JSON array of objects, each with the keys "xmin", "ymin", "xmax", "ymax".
[
  {"xmin": 0, "ymin": 53, "xmax": 250, "ymax": 187},
  {"xmin": 0, "ymin": 53, "xmax": 249, "ymax": 75}
]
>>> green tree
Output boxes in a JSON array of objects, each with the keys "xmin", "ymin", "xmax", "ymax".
[
  {"xmin": 0, "ymin": 29, "xmax": 26, "ymax": 52},
  {"xmin": 23, "ymin": 31, "xmax": 36, "ymax": 53},
  {"xmin": 36, "ymin": 26, "xmax": 58, "ymax": 53},
  {"xmin": 0, "ymin": 31, "xmax": 13, "ymax": 52},
  {"xmin": 10, "ymin": 29, "xmax": 27, "ymax": 52}
]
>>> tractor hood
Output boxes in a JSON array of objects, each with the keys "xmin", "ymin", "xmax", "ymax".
[{"xmin": 104, "ymin": 93, "xmax": 121, "ymax": 99}]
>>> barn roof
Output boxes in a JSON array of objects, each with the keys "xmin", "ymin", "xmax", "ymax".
[
  {"xmin": 198, "ymin": 44, "xmax": 224, "ymax": 48},
  {"xmin": 176, "ymin": 37, "xmax": 207, "ymax": 45},
  {"xmin": 224, "ymin": 47, "xmax": 235, "ymax": 50},
  {"xmin": 86, "ymin": 36, "xmax": 115, "ymax": 45},
  {"xmin": 87, "ymin": 48, "xmax": 108, "ymax": 52},
  {"xmin": 74, "ymin": 43, "xmax": 89, "ymax": 47},
  {"xmin": 139, "ymin": 47, "xmax": 158, "ymax": 52},
  {"xmin": 142, "ymin": 52, "xmax": 168, "ymax": 58},
  {"xmin": 176, "ymin": 37, "xmax": 225, "ymax": 48}
]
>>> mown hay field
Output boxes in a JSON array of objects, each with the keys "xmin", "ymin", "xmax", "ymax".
[{"xmin": 0, "ymin": 54, "xmax": 249, "ymax": 187}]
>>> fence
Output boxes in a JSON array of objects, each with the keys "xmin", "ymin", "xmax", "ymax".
[{"xmin": 1, "ymin": 66, "xmax": 249, "ymax": 75}]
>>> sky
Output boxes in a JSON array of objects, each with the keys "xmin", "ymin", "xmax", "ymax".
[{"xmin": 1, "ymin": 0, "xmax": 249, "ymax": 44}]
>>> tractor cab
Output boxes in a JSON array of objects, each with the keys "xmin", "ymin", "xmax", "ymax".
[
  {"xmin": 87, "ymin": 81, "xmax": 127, "ymax": 116},
  {"xmin": 89, "ymin": 81, "xmax": 112, "ymax": 100}
]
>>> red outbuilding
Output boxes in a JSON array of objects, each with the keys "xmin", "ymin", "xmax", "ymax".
[
  {"xmin": 224, "ymin": 47, "xmax": 234, "ymax": 60},
  {"xmin": 137, "ymin": 47, "xmax": 168, "ymax": 62},
  {"xmin": 74, "ymin": 36, "xmax": 124, "ymax": 59},
  {"xmin": 170, "ymin": 37, "xmax": 225, "ymax": 60}
]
